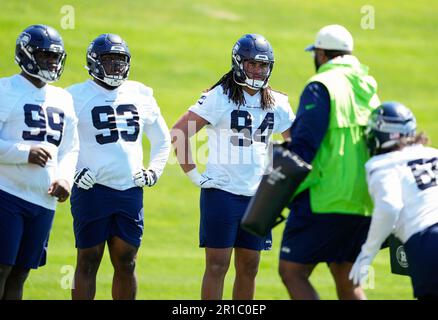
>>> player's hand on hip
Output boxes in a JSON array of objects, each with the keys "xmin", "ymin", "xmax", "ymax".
[
  {"xmin": 133, "ymin": 168, "xmax": 158, "ymax": 187},
  {"xmin": 28, "ymin": 146, "xmax": 52, "ymax": 167},
  {"xmin": 349, "ymin": 250, "xmax": 375, "ymax": 286},
  {"xmin": 48, "ymin": 179, "xmax": 70, "ymax": 202},
  {"xmin": 74, "ymin": 168, "xmax": 96, "ymax": 190},
  {"xmin": 186, "ymin": 168, "xmax": 228, "ymax": 189}
]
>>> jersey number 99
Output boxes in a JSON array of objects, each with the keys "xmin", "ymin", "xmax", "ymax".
[{"xmin": 22, "ymin": 104, "xmax": 64, "ymax": 147}]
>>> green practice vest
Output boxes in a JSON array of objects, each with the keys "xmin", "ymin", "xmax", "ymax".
[{"xmin": 295, "ymin": 56, "xmax": 380, "ymax": 216}]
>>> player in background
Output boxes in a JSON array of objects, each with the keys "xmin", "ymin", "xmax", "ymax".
[
  {"xmin": 0, "ymin": 24, "xmax": 79, "ymax": 299},
  {"xmin": 279, "ymin": 25, "xmax": 380, "ymax": 300},
  {"xmin": 349, "ymin": 101, "xmax": 438, "ymax": 300},
  {"xmin": 67, "ymin": 34, "xmax": 171, "ymax": 300},
  {"xmin": 171, "ymin": 34, "xmax": 294, "ymax": 300}
]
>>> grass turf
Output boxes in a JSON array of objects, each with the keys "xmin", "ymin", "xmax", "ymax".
[{"xmin": 1, "ymin": 0, "xmax": 436, "ymax": 299}]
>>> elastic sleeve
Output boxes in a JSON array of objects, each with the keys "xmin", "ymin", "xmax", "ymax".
[
  {"xmin": 0, "ymin": 121, "xmax": 31, "ymax": 164},
  {"xmin": 289, "ymin": 82, "xmax": 330, "ymax": 164},
  {"xmin": 56, "ymin": 106, "xmax": 80, "ymax": 190},
  {"xmin": 143, "ymin": 114, "xmax": 171, "ymax": 179},
  {"xmin": 361, "ymin": 167, "xmax": 403, "ymax": 256},
  {"xmin": 0, "ymin": 80, "xmax": 29, "ymax": 164}
]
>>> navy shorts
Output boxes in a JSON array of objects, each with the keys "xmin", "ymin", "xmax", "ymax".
[
  {"xmin": 71, "ymin": 184, "xmax": 144, "ymax": 249},
  {"xmin": 199, "ymin": 188, "xmax": 272, "ymax": 251},
  {"xmin": 404, "ymin": 222, "xmax": 438, "ymax": 299},
  {"xmin": 0, "ymin": 189, "xmax": 54, "ymax": 269},
  {"xmin": 280, "ymin": 191, "xmax": 370, "ymax": 264}
]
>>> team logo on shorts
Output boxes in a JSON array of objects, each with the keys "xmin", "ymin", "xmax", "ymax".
[{"xmin": 396, "ymin": 245, "xmax": 409, "ymax": 268}]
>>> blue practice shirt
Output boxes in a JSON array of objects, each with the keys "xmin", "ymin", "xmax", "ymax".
[{"xmin": 288, "ymin": 81, "xmax": 330, "ymax": 214}]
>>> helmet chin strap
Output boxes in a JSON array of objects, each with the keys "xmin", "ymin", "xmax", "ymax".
[
  {"xmin": 103, "ymin": 76, "xmax": 124, "ymax": 87},
  {"xmin": 232, "ymin": 73, "xmax": 267, "ymax": 91},
  {"xmin": 90, "ymin": 73, "xmax": 124, "ymax": 88},
  {"xmin": 239, "ymin": 78, "xmax": 268, "ymax": 91},
  {"xmin": 38, "ymin": 70, "xmax": 58, "ymax": 83},
  {"xmin": 244, "ymin": 78, "xmax": 265, "ymax": 90},
  {"xmin": 242, "ymin": 64, "xmax": 270, "ymax": 90},
  {"xmin": 21, "ymin": 66, "xmax": 55, "ymax": 84}
]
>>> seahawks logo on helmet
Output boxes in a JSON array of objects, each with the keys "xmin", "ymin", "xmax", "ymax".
[
  {"xmin": 231, "ymin": 34, "xmax": 274, "ymax": 91},
  {"xmin": 232, "ymin": 43, "xmax": 240, "ymax": 56},
  {"xmin": 17, "ymin": 32, "xmax": 31, "ymax": 46},
  {"xmin": 15, "ymin": 25, "xmax": 66, "ymax": 83}
]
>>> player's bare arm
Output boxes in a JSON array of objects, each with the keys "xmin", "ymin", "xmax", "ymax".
[
  {"xmin": 281, "ymin": 129, "xmax": 291, "ymax": 141},
  {"xmin": 170, "ymin": 110, "xmax": 208, "ymax": 173}
]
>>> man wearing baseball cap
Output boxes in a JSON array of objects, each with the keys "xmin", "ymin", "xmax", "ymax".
[{"xmin": 278, "ymin": 25, "xmax": 380, "ymax": 300}]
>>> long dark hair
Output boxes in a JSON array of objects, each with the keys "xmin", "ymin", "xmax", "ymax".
[
  {"xmin": 207, "ymin": 70, "xmax": 275, "ymax": 110},
  {"xmin": 381, "ymin": 132, "xmax": 430, "ymax": 154},
  {"xmin": 398, "ymin": 132, "xmax": 430, "ymax": 148}
]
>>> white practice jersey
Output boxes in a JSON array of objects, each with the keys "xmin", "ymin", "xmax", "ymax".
[
  {"xmin": 66, "ymin": 80, "xmax": 171, "ymax": 190},
  {"xmin": 366, "ymin": 144, "xmax": 438, "ymax": 243},
  {"xmin": 189, "ymin": 85, "xmax": 295, "ymax": 196},
  {"xmin": 0, "ymin": 74, "xmax": 79, "ymax": 210}
]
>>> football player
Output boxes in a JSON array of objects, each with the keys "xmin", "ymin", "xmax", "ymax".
[
  {"xmin": 67, "ymin": 34, "xmax": 171, "ymax": 300},
  {"xmin": 171, "ymin": 34, "xmax": 294, "ymax": 299},
  {"xmin": 0, "ymin": 24, "xmax": 79, "ymax": 299},
  {"xmin": 349, "ymin": 102, "xmax": 438, "ymax": 300}
]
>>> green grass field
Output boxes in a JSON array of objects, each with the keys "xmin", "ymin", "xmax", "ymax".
[{"xmin": 1, "ymin": 0, "xmax": 437, "ymax": 300}]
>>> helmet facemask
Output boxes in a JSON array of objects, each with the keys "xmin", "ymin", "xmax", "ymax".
[
  {"xmin": 100, "ymin": 53, "xmax": 130, "ymax": 87},
  {"xmin": 17, "ymin": 39, "xmax": 66, "ymax": 83},
  {"xmin": 87, "ymin": 51, "xmax": 130, "ymax": 87},
  {"xmin": 232, "ymin": 52, "xmax": 273, "ymax": 90},
  {"xmin": 33, "ymin": 49, "xmax": 66, "ymax": 83}
]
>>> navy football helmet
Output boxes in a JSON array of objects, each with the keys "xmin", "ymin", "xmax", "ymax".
[
  {"xmin": 366, "ymin": 101, "xmax": 417, "ymax": 155},
  {"xmin": 86, "ymin": 34, "xmax": 131, "ymax": 87},
  {"xmin": 232, "ymin": 34, "xmax": 274, "ymax": 90},
  {"xmin": 15, "ymin": 24, "xmax": 66, "ymax": 83}
]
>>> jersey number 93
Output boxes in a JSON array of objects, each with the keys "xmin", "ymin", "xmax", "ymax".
[{"xmin": 91, "ymin": 104, "xmax": 139, "ymax": 145}]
